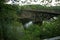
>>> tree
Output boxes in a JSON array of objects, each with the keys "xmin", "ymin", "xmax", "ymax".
[{"xmin": 0, "ymin": 0, "xmax": 24, "ymax": 40}]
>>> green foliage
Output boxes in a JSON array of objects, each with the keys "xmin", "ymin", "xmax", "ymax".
[
  {"xmin": 0, "ymin": 1, "xmax": 24, "ymax": 40},
  {"xmin": 22, "ymin": 16, "xmax": 60, "ymax": 40},
  {"xmin": 0, "ymin": 0, "xmax": 5, "ymax": 4},
  {"xmin": 5, "ymin": 21, "xmax": 24, "ymax": 40},
  {"xmin": 21, "ymin": 5, "xmax": 60, "ymax": 11},
  {"xmin": 22, "ymin": 25, "xmax": 40, "ymax": 40},
  {"xmin": 20, "ymin": 5, "xmax": 60, "ymax": 39},
  {"xmin": 0, "ymin": 0, "xmax": 60, "ymax": 40},
  {"xmin": 39, "ymin": 16, "xmax": 60, "ymax": 38}
]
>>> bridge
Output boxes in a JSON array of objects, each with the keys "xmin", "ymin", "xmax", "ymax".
[
  {"xmin": 18, "ymin": 9, "xmax": 60, "ymax": 25},
  {"xmin": 21, "ymin": 9, "xmax": 60, "ymax": 14}
]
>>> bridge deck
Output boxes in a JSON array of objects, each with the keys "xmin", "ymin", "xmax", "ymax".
[{"xmin": 21, "ymin": 9, "xmax": 60, "ymax": 15}]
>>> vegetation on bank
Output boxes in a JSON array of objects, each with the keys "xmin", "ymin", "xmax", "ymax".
[{"xmin": 23, "ymin": 16, "xmax": 60, "ymax": 40}]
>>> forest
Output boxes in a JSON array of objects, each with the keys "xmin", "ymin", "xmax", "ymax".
[{"xmin": 0, "ymin": 0, "xmax": 60, "ymax": 40}]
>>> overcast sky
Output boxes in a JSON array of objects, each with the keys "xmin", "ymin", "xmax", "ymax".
[{"xmin": 5, "ymin": 0, "xmax": 60, "ymax": 7}]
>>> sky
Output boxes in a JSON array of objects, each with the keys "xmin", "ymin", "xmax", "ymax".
[{"xmin": 5, "ymin": 0, "xmax": 60, "ymax": 7}]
